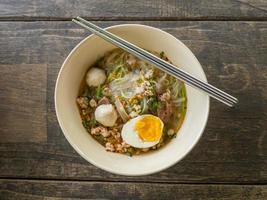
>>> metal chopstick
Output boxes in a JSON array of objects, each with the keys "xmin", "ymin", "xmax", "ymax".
[
  {"xmin": 76, "ymin": 17, "xmax": 237, "ymax": 105},
  {"xmin": 72, "ymin": 17, "xmax": 238, "ymax": 107},
  {"xmin": 75, "ymin": 17, "xmax": 238, "ymax": 106},
  {"xmin": 73, "ymin": 17, "xmax": 235, "ymax": 106}
]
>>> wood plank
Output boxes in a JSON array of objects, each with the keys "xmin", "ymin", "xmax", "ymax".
[
  {"xmin": 0, "ymin": 64, "xmax": 47, "ymax": 143},
  {"xmin": 1, "ymin": 179, "xmax": 267, "ymax": 200},
  {"xmin": 0, "ymin": 21, "xmax": 266, "ymax": 183},
  {"xmin": 0, "ymin": 0, "xmax": 267, "ymax": 20}
]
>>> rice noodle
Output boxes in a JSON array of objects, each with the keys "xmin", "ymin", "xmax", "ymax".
[
  {"xmin": 156, "ymin": 73, "xmax": 167, "ymax": 93},
  {"xmin": 172, "ymin": 97, "xmax": 186, "ymax": 105},
  {"xmin": 114, "ymin": 97, "xmax": 130, "ymax": 122},
  {"xmin": 110, "ymin": 72, "xmax": 139, "ymax": 93}
]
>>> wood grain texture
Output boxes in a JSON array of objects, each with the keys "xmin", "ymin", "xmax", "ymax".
[
  {"xmin": 0, "ymin": 180, "xmax": 267, "ymax": 200},
  {"xmin": 0, "ymin": 21, "xmax": 266, "ymax": 183},
  {"xmin": 0, "ymin": 0, "xmax": 267, "ymax": 20},
  {"xmin": 0, "ymin": 64, "xmax": 47, "ymax": 143}
]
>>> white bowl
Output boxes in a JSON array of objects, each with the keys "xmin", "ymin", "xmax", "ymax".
[{"xmin": 55, "ymin": 24, "xmax": 210, "ymax": 176}]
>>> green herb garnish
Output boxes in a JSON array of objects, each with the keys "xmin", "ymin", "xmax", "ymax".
[
  {"xmin": 179, "ymin": 84, "xmax": 187, "ymax": 115},
  {"xmin": 107, "ymin": 64, "xmax": 125, "ymax": 82},
  {"xmin": 125, "ymin": 152, "xmax": 133, "ymax": 157},
  {"xmin": 94, "ymin": 135, "xmax": 106, "ymax": 146},
  {"xmin": 148, "ymin": 97, "xmax": 159, "ymax": 113},
  {"xmin": 96, "ymin": 85, "xmax": 103, "ymax": 99},
  {"xmin": 125, "ymin": 147, "xmax": 136, "ymax": 157},
  {"xmin": 89, "ymin": 118, "xmax": 97, "ymax": 128},
  {"xmin": 160, "ymin": 51, "xmax": 165, "ymax": 59},
  {"xmin": 82, "ymin": 120, "xmax": 90, "ymax": 129}
]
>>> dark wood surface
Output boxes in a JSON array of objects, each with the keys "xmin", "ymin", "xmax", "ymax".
[
  {"xmin": 1, "ymin": 180, "xmax": 267, "ymax": 200},
  {"xmin": 0, "ymin": 1, "xmax": 267, "ymax": 199},
  {"xmin": 0, "ymin": 0, "xmax": 267, "ymax": 20}
]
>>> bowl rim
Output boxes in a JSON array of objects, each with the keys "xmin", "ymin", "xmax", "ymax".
[{"xmin": 55, "ymin": 23, "xmax": 210, "ymax": 176}]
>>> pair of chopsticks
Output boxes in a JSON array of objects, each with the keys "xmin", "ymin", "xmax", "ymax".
[{"xmin": 72, "ymin": 16, "xmax": 238, "ymax": 107}]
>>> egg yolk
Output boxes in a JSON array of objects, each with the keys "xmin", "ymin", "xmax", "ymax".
[{"xmin": 134, "ymin": 116, "xmax": 163, "ymax": 142}]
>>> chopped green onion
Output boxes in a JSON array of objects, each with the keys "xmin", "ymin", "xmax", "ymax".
[
  {"xmin": 147, "ymin": 97, "xmax": 158, "ymax": 113},
  {"xmin": 107, "ymin": 64, "xmax": 125, "ymax": 82},
  {"xmin": 96, "ymin": 85, "xmax": 103, "ymax": 99},
  {"xmin": 179, "ymin": 85, "xmax": 187, "ymax": 116},
  {"xmin": 141, "ymin": 97, "xmax": 148, "ymax": 114}
]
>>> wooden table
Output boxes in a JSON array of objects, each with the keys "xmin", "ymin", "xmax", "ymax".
[{"xmin": 0, "ymin": 1, "xmax": 267, "ymax": 199}]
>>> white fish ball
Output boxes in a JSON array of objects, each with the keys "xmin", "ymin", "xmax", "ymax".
[
  {"xmin": 86, "ymin": 67, "xmax": 106, "ymax": 87},
  {"xmin": 95, "ymin": 104, "xmax": 118, "ymax": 127}
]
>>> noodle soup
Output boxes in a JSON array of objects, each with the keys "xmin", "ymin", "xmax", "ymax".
[{"xmin": 76, "ymin": 49, "xmax": 187, "ymax": 156}]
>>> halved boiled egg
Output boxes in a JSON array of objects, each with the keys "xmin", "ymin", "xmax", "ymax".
[{"xmin": 121, "ymin": 114, "xmax": 164, "ymax": 148}]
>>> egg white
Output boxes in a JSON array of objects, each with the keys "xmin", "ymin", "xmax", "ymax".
[{"xmin": 121, "ymin": 115, "xmax": 163, "ymax": 148}]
